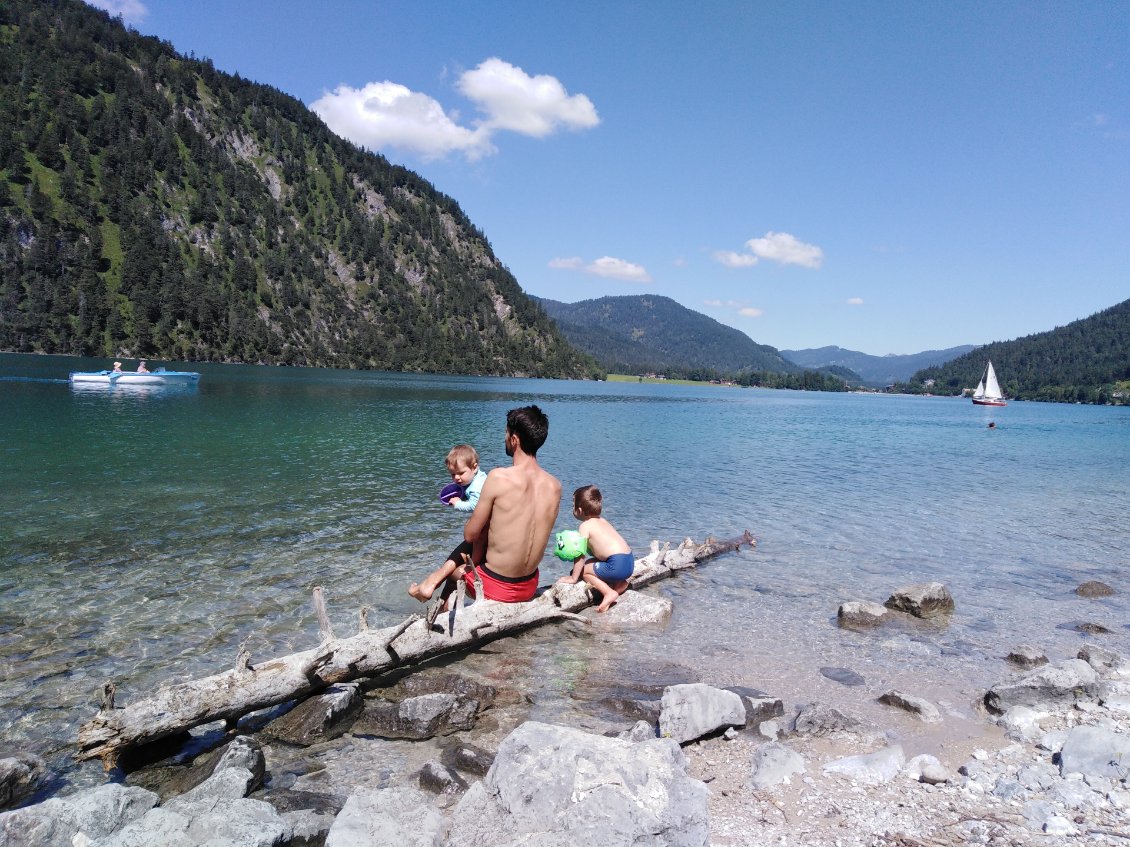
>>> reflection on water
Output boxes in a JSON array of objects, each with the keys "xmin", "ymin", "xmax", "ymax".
[{"xmin": 1, "ymin": 353, "xmax": 1129, "ymax": 788}]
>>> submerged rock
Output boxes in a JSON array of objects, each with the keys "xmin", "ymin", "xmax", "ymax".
[
  {"xmin": 820, "ymin": 667, "xmax": 865, "ymax": 687},
  {"xmin": 877, "ymin": 690, "xmax": 942, "ymax": 723},
  {"xmin": 1006, "ymin": 645, "xmax": 1048, "ymax": 668},
  {"xmin": 791, "ymin": 703, "xmax": 871, "ymax": 739},
  {"xmin": 884, "ymin": 582, "xmax": 954, "ymax": 619},
  {"xmin": 261, "ymin": 683, "xmax": 363, "ymax": 747},
  {"xmin": 1075, "ymin": 580, "xmax": 1115, "ymax": 598},
  {"xmin": 352, "ymin": 693, "xmax": 479, "ymax": 740}
]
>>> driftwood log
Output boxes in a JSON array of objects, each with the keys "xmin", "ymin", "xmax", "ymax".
[{"xmin": 77, "ymin": 532, "xmax": 754, "ymax": 768}]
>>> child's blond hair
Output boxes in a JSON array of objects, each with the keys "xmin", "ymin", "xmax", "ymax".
[{"xmin": 445, "ymin": 444, "xmax": 479, "ymax": 471}]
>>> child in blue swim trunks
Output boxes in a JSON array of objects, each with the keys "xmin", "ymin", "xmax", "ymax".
[{"xmin": 556, "ymin": 485, "xmax": 633, "ymax": 612}]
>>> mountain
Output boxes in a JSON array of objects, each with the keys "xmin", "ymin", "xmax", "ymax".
[
  {"xmin": 0, "ymin": 0, "xmax": 598, "ymax": 378},
  {"xmin": 534, "ymin": 295, "xmax": 804, "ymax": 378},
  {"xmin": 904, "ymin": 298, "xmax": 1130, "ymax": 404},
  {"xmin": 780, "ymin": 345, "xmax": 977, "ymax": 387}
]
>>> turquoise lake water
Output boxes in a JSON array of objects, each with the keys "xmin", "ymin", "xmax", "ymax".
[{"xmin": 2, "ymin": 353, "xmax": 1128, "ymax": 785}]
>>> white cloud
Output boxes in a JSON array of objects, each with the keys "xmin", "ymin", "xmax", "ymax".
[
  {"xmin": 312, "ymin": 58, "xmax": 597, "ymax": 161},
  {"xmin": 847, "ymin": 297, "xmax": 864, "ymax": 305},
  {"xmin": 739, "ymin": 307, "xmax": 764, "ymax": 318},
  {"xmin": 458, "ymin": 58, "xmax": 599, "ymax": 137},
  {"xmin": 550, "ymin": 255, "xmax": 651, "ymax": 283},
  {"xmin": 311, "ymin": 82, "xmax": 493, "ymax": 161},
  {"xmin": 713, "ymin": 250, "xmax": 759, "ymax": 268},
  {"xmin": 703, "ymin": 299, "xmax": 722, "ymax": 306},
  {"xmin": 86, "ymin": 0, "xmax": 148, "ymax": 24},
  {"xmin": 713, "ymin": 231, "xmax": 824, "ymax": 269}
]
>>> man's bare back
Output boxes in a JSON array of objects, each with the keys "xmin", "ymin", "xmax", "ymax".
[{"xmin": 461, "ymin": 406, "xmax": 561, "ymax": 581}]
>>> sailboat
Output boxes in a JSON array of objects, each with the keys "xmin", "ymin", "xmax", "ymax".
[{"xmin": 971, "ymin": 360, "xmax": 1007, "ymax": 406}]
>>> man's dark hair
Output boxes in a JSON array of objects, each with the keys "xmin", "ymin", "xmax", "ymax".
[{"xmin": 506, "ymin": 405, "xmax": 549, "ymax": 456}]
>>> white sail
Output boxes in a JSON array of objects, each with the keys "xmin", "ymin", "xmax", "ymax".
[
  {"xmin": 982, "ymin": 361, "xmax": 1003, "ymax": 400},
  {"xmin": 973, "ymin": 377, "xmax": 985, "ymax": 397}
]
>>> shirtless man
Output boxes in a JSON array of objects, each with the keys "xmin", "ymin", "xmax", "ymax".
[{"xmin": 409, "ymin": 405, "xmax": 561, "ymax": 604}]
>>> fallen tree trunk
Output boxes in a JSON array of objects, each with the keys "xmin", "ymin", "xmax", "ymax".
[{"xmin": 77, "ymin": 532, "xmax": 754, "ymax": 768}]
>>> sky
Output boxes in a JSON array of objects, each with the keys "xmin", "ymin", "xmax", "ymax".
[{"xmin": 87, "ymin": 0, "xmax": 1129, "ymax": 356}]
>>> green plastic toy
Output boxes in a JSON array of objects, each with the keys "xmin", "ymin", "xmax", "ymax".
[{"xmin": 554, "ymin": 530, "xmax": 588, "ymax": 561}]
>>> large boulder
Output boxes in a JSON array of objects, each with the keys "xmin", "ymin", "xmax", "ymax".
[
  {"xmin": 659, "ymin": 684, "xmax": 746, "ymax": 744},
  {"xmin": 884, "ymin": 582, "xmax": 954, "ymax": 619},
  {"xmin": 447, "ymin": 721, "xmax": 709, "ymax": 847},
  {"xmin": 0, "ymin": 784, "xmax": 157, "ymax": 847},
  {"xmin": 1058, "ymin": 726, "xmax": 1130, "ymax": 780},
  {"xmin": 325, "ymin": 786, "xmax": 447, "ymax": 847},
  {"xmin": 984, "ymin": 659, "xmax": 1099, "ymax": 714}
]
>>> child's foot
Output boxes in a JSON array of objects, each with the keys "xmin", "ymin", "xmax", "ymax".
[
  {"xmin": 596, "ymin": 594, "xmax": 618, "ymax": 612},
  {"xmin": 408, "ymin": 582, "xmax": 434, "ymax": 602}
]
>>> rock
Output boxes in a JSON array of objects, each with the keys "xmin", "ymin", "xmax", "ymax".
[
  {"xmin": 820, "ymin": 667, "xmax": 865, "ymax": 687},
  {"xmin": 1006, "ymin": 645, "xmax": 1048, "ymax": 668},
  {"xmin": 126, "ymin": 734, "xmax": 266, "ymax": 802},
  {"xmin": 396, "ymin": 672, "xmax": 497, "ymax": 710},
  {"xmin": 1061, "ymin": 621, "xmax": 1112, "ymax": 635},
  {"xmin": 325, "ymin": 786, "xmax": 446, "ymax": 847},
  {"xmin": 439, "ymin": 742, "xmax": 495, "ymax": 776},
  {"xmin": 599, "ymin": 696, "xmax": 661, "ymax": 724},
  {"xmin": 877, "ymin": 690, "xmax": 942, "ymax": 722},
  {"xmin": 983, "ymin": 659, "xmax": 1099, "ymax": 714},
  {"xmin": 352, "ymin": 693, "xmax": 479, "ymax": 740},
  {"xmin": 749, "ymin": 741, "xmax": 806, "ymax": 789},
  {"xmin": 164, "ymin": 766, "xmax": 258, "ymax": 811},
  {"xmin": 0, "ymin": 753, "xmax": 49, "ymax": 811},
  {"xmin": 417, "ymin": 762, "xmax": 468, "ymax": 796},
  {"xmin": 1078, "ymin": 644, "xmax": 1122, "ymax": 672},
  {"xmin": 791, "ymin": 703, "xmax": 872, "ymax": 738},
  {"xmin": 758, "ymin": 721, "xmax": 780, "ymax": 740},
  {"xmin": 599, "ymin": 590, "xmax": 674, "ymax": 625},
  {"xmin": 1057, "ymin": 725, "xmax": 1130, "ymax": 779},
  {"xmin": 1096, "ymin": 680, "xmax": 1130, "ymax": 713},
  {"xmin": 446, "ymin": 721, "xmax": 709, "ymax": 847},
  {"xmin": 99, "ymin": 795, "xmax": 291, "ymax": 847},
  {"xmin": 884, "ymin": 582, "xmax": 954, "ymax": 618},
  {"xmin": 1076, "ymin": 580, "xmax": 1115, "ymax": 597},
  {"xmin": 659, "ymin": 683, "xmax": 746, "ymax": 744},
  {"xmin": 0, "ymin": 783, "xmax": 157, "ymax": 847},
  {"xmin": 997, "ymin": 705, "xmax": 1048, "ymax": 741},
  {"xmin": 252, "ymin": 787, "xmax": 345, "ymax": 817},
  {"xmin": 823, "ymin": 745, "xmax": 905, "ymax": 785},
  {"xmin": 904, "ymin": 754, "xmax": 949, "ymax": 784},
  {"xmin": 281, "ymin": 808, "xmax": 334, "ymax": 847},
  {"xmin": 261, "ymin": 683, "xmax": 363, "ymax": 746},
  {"xmin": 733, "ymin": 695, "xmax": 783, "ymax": 727},
  {"xmin": 616, "ymin": 721, "xmax": 657, "ymax": 743},
  {"xmin": 214, "ymin": 736, "xmax": 266, "ymax": 787},
  {"xmin": 836, "ymin": 600, "xmax": 889, "ymax": 628}
]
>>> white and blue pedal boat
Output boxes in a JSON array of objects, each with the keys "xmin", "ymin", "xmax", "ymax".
[{"xmin": 69, "ymin": 368, "xmax": 201, "ymax": 387}]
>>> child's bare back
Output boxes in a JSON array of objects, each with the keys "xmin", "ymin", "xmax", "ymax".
[{"xmin": 578, "ymin": 516, "xmax": 629, "ymax": 561}]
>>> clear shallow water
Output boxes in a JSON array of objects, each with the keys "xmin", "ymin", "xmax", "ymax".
[{"xmin": 2, "ymin": 353, "xmax": 1128, "ymax": 783}]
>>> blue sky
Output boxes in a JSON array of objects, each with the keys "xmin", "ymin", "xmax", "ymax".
[{"xmin": 90, "ymin": 0, "xmax": 1128, "ymax": 355}]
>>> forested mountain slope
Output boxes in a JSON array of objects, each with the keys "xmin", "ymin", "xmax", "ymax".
[
  {"xmin": 0, "ymin": 0, "xmax": 598, "ymax": 377},
  {"xmin": 904, "ymin": 298, "xmax": 1130, "ymax": 404}
]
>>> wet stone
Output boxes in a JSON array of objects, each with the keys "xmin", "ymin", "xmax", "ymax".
[
  {"xmin": 1006, "ymin": 645, "xmax": 1048, "ymax": 668},
  {"xmin": 439, "ymin": 742, "xmax": 495, "ymax": 777},
  {"xmin": 352, "ymin": 693, "xmax": 479, "ymax": 740},
  {"xmin": 260, "ymin": 683, "xmax": 363, "ymax": 747},
  {"xmin": 1056, "ymin": 621, "xmax": 1112, "ymax": 635},
  {"xmin": 820, "ymin": 667, "xmax": 865, "ymax": 687},
  {"xmin": 884, "ymin": 582, "xmax": 955, "ymax": 619},
  {"xmin": 1076, "ymin": 580, "xmax": 1115, "ymax": 598},
  {"xmin": 418, "ymin": 761, "xmax": 469, "ymax": 796}
]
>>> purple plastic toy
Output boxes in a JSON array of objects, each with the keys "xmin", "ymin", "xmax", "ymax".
[{"xmin": 438, "ymin": 482, "xmax": 465, "ymax": 503}]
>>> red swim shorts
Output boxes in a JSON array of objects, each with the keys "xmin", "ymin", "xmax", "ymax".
[{"xmin": 462, "ymin": 563, "xmax": 539, "ymax": 602}]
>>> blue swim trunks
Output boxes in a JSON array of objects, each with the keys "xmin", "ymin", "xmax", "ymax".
[{"xmin": 593, "ymin": 551, "xmax": 634, "ymax": 582}]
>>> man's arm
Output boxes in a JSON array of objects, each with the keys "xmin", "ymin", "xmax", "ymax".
[{"xmin": 463, "ymin": 471, "xmax": 499, "ymax": 542}]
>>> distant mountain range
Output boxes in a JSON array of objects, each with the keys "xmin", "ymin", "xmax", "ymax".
[
  {"xmin": 534, "ymin": 295, "xmax": 803, "ymax": 378},
  {"xmin": 780, "ymin": 345, "xmax": 977, "ymax": 387}
]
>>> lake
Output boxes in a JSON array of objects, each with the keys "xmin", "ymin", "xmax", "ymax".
[{"xmin": 2, "ymin": 353, "xmax": 1128, "ymax": 788}]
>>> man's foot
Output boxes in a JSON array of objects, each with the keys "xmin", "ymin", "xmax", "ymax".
[{"xmin": 408, "ymin": 582, "xmax": 434, "ymax": 602}]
